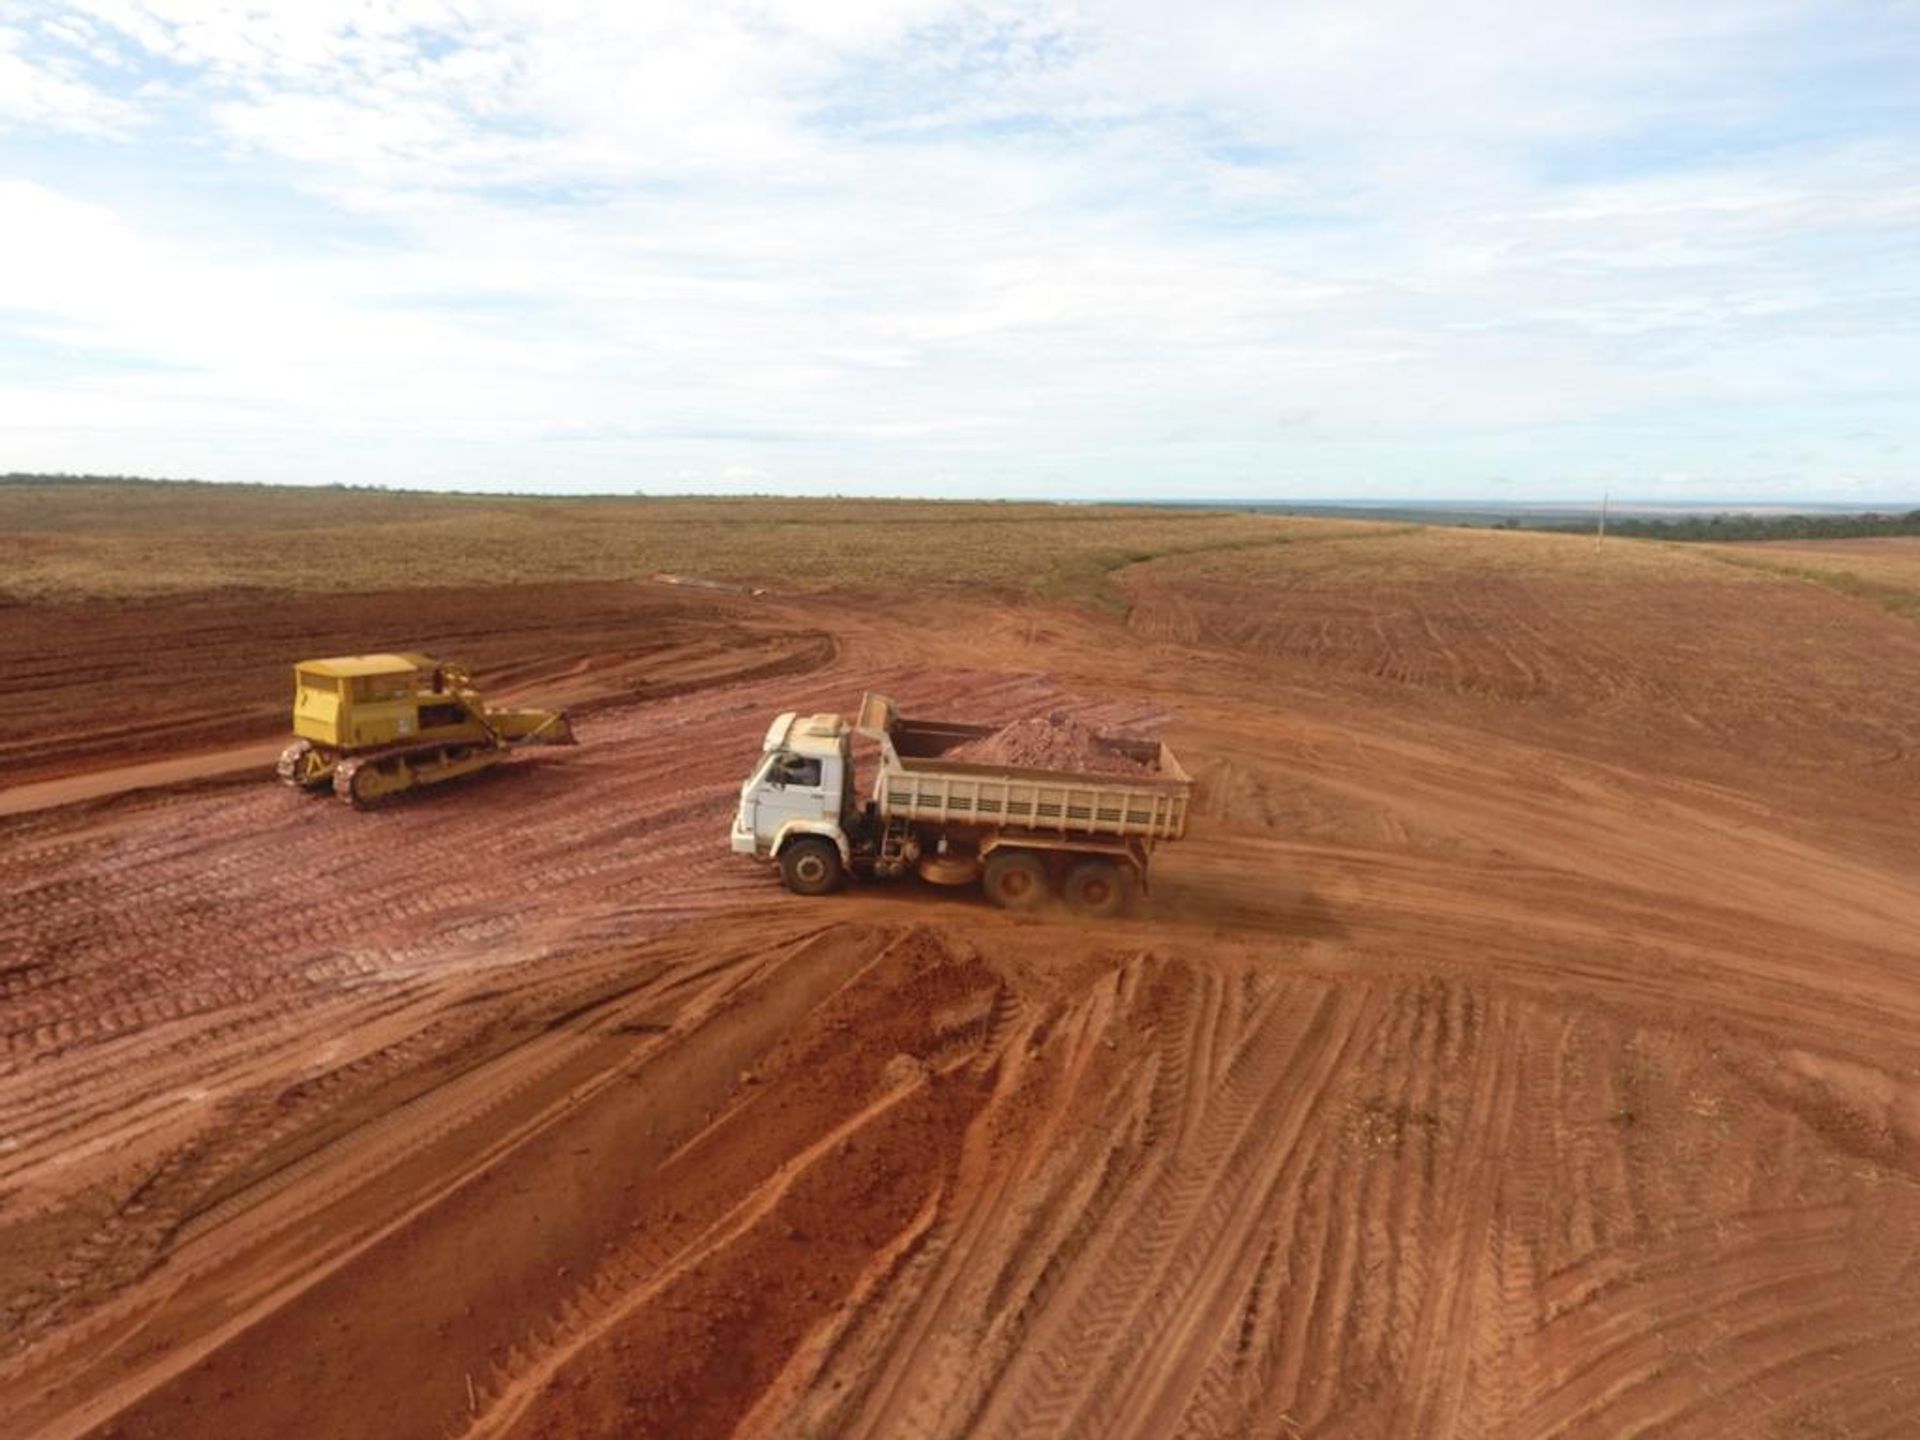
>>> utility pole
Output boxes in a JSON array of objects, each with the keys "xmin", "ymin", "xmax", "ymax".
[{"xmin": 1596, "ymin": 490, "xmax": 1609, "ymax": 550}]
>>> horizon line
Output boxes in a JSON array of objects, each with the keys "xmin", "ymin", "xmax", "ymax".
[{"xmin": 3, "ymin": 473, "xmax": 1916, "ymax": 510}]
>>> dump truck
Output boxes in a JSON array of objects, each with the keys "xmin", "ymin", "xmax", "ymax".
[
  {"xmin": 277, "ymin": 653, "xmax": 575, "ymax": 808},
  {"xmin": 730, "ymin": 692, "xmax": 1191, "ymax": 914}
]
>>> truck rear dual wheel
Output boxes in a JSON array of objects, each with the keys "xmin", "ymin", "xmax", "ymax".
[
  {"xmin": 779, "ymin": 837, "xmax": 843, "ymax": 896},
  {"xmin": 1063, "ymin": 859, "xmax": 1128, "ymax": 918},
  {"xmin": 982, "ymin": 851, "xmax": 1048, "ymax": 910}
]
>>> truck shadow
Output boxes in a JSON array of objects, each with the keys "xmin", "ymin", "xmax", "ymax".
[
  {"xmin": 820, "ymin": 865, "xmax": 1344, "ymax": 940},
  {"xmin": 1146, "ymin": 866, "xmax": 1345, "ymax": 940},
  {"xmin": 829, "ymin": 875, "xmax": 1000, "ymax": 914}
]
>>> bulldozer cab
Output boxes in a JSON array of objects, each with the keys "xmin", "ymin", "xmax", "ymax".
[
  {"xmin": 293, "ymin": 654, "xmax": 483, "ymax": 751},
  {"xmin": 280, "ymin": 652, "xmax": 572, "ymax": 805}
]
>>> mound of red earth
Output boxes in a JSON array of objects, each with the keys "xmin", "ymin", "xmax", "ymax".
[{"xmin": 947, "ymin": 709, "xmax": 1155, "ymax": 775}]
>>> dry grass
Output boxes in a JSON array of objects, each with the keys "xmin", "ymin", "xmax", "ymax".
[
  {"xmin": 1717, "ymin": 537, "xmax": 1920, "ymax": 578},
  {"xmin": 1146, "ymin": 522, "xmax": 1767, "ymax": 588},
  {"xmin": 1705, "ymin": 538, "xmax": 1920, "ymax": 621},
  {"xmin": 25, "ymin": 484, "xmax": 1903, "ymax": 625},
  {"xmin": 0, "ymin": 482, "xmax": 1365, "ymax": 604}
]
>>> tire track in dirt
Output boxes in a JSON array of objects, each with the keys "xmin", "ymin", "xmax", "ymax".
[
  {"xmin": 4, "ymin": 919, "xmax": 856, "ymax": 1440},
  {"xmin": 1027, "ymin": 986, "xmax": 1372, "ymax": 1440}
]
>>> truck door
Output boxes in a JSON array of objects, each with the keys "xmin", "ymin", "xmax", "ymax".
[{"xmin": 754, "ymin": 752, "xmax": 836, "ymax": 843}]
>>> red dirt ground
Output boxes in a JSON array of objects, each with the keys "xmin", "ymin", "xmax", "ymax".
[{"xmin": 4, "ymin": 547, "xmax": 1920, "ymax": 1440}]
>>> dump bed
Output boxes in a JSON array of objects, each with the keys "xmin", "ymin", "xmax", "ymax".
[{"xmin": 854, "ymin": 693, "xmax": 1192, "ymax": 843}]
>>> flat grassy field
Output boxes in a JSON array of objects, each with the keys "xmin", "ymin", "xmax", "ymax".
[
  {"xmin": 1148, "ymin": 521, "xmax": 1762, "ymax": 586},
  {"xmin": 1708, "ymin": 536, "xmax": 1920, "ymax": 619},
  {"xmin": 0, "ymin": 480, "xmax": 1382, "ymax": 605}
]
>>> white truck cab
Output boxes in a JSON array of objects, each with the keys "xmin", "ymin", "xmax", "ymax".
[{"xmin": 730, "ymin": 711, "xmax": 855, "ymax": 892}]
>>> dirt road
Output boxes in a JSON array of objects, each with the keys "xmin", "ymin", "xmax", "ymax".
[{"xmin": 4, "ymin": 541, "xmax": 1920, "ymax": 1439}]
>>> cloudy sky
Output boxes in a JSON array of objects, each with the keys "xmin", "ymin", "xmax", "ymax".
[{"xmin": 1, "ymin": 1, "xmax": 1916, "ymax": 499}]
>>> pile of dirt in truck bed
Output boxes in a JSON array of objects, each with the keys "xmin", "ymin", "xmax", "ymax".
[{"xmin": 946, "ymin": 709, "xmax": 1155, "ymax": 775}]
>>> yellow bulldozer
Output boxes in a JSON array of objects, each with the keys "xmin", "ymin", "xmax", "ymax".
[{"xmin": 276, "ymin": 653, "xmax": 575, "ymax": 808}]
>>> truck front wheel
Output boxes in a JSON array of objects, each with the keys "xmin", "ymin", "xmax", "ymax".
[
  {"xmin": 983, "ymin": 850, "xmax": 1048, "ymax": 910},
  {"xmin": 779, "ymin": 837, "xmax": 843, "ymax": 895},
  {"xmin": 1063, "ymin": 858, "xmax": 1127, "ymax": 917}
]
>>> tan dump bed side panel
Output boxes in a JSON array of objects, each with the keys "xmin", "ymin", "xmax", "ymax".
[
  {"xmin": 856, "ymin": 692, "xmax": 1192, "ymax": 842},
  {"xmin": 878, "ymin": 764, "xmax": 1191, "ymax": 841}
]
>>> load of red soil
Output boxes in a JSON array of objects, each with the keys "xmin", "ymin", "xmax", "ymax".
[{"xmin": 947, "ymin": 710, "xmax": 1155, "ymax": 775}]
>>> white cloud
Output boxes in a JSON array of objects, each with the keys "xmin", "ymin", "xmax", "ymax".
[
  {"xmin": 0, "ymin": 22, "xmax": 135, "ymax": 132},
  {"xmin": 0, "ymin": 1, "xmax": 1916, "ymax": 497}
]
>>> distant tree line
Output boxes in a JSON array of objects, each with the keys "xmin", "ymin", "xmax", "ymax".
[
  {"xmin": 2, "ymin": 471, "xmax": 202, "ymax": 486},
  {"xmin": 1547, "ymin": 510, "xmax": 1920, "ymax": 543},
  {"xmin": 0, "ymin": 473, "xmax": 517, "ymax": 496}
]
